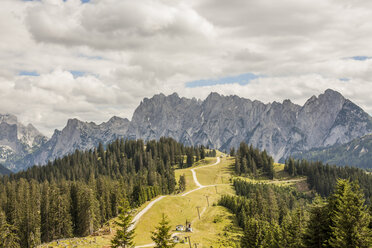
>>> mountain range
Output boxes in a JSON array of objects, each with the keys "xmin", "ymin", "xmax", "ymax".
[{"xmin": 1, "ymin": 89, "xmax": 371, "ymax": 172}]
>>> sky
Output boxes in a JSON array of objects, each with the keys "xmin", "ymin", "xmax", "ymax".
[{"xmin": 1, "ymin": 0, "xmax": 372, "ymax": 136}]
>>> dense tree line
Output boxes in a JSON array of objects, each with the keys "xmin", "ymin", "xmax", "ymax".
[
  {"xmin": 219, "ymin": 180, "xmax": 309, "ymax": 247},
  {"xmin": 284, "ymin": 158, "xmax": 372, "ymax": 200},
  {"xmin": 0, "ymin": 137, "xmax": 193, "ymax": 247},
  {"xmin": 183, "ymin": 146, "xmax": 207, "ymax": 168},
  {"xmin": 205, "ymin": 149, "xmax": 217, "ymax": 158},
  {"xmin": 220, "ymin": 179, "xmax": 371, "ymax": 247},
  {"xmin": 234, "ymin": 142, "xmax": 275, "ymax": 179}
]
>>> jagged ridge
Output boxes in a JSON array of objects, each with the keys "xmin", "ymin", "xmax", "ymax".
[{"xmin": 2, "ymin": 89, "xmax": 372, "ymax": 171}]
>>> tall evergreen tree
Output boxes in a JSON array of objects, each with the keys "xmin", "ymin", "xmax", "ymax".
[
  {"xmin": 186, "ymin": 149, "xmax": 194, "ymax": 168},
  {"xmin": 303, "ymin": 196, "xmax": 329, "ymax": 248},
  {"xmin": 111, "ymin": 199, "xmax": 135, "ymax": 248},
  {"xmin": 328, "ymin": 179, "xmax": 371, "ymax": 248},
  {"xmin": 0, "ymin": 211, "xmax": 20, "ymax": 248},
  {"xmin": 151, "ymin": 214, "xmax": 175, "ymax": 248},
  {"xmin": 241, "ymin": 217, "xmax": 272, "ymax": 248},
  {"xmin": 178, "ymin": 174, "xmax": 186, "ymax": 192}
]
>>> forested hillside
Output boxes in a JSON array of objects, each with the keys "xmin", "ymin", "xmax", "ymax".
[
  {"xmin": 233, "ymin": 142, "xmax": 275, "ymax": 179},
  {"xmin": 291, "ymin": 134, "xmax": 372, "ymax": 170},
  {"xmin": 284, "ymin": 158, "xmax": 372, "ymax": 200},
  {"xmin": 0, "ymin": 137, "xmax": 199, "ymax": 248},
  {"xmin": 220, "ymin": 142, "xmax": 372, "ymax": 247},
  {"xmin": 220, "ymin": 179, "xmax": 371, "ymax": 247}
]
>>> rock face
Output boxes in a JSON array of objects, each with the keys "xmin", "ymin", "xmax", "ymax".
[
  {"xmin": 127, "ymin": 89, "xmax": 372, "ymax": 161},
  {"xmin": 2, "ymin": 89, "xmax": 371, "ymax": 171},
  {"xmin": 0, "ymin": 164, "xmax": 12, "ymax": 175},
  {"xmin": 13, "ymin": 116, "xmax": 130, "ymax": 171},
  {"xmin": 0, "ymin": 114, "xmax": 47, "ymax": 169}
]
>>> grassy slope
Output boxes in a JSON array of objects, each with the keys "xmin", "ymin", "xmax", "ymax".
[{"xmin": 134, "ymin": 156, "xmax": 239, "ymax": 247}]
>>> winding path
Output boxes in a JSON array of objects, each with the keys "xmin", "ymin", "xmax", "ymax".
[
  {"xmin": 133, "ymin": 157, "xmax": 221, "ymax": 247},
  {"xmin": 181, "ymin": 157, "xmax": 220, "ymax": 196},
  {"xmin": 129, "ymin": 196, "xmax": 166, "ymax": 231}
]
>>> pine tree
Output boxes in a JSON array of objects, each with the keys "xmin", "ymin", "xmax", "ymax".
[
  {"xmin": 280, "ymin": 208, "xmax": 305, "ymax": 248},
  {"xmin": 178, "ymin": 174, "xmax": 186, "ymax": 192},
  {"xmin": 241, "ymin": 217, "xmax": 273, "ymax": 248},
  {"xmin": 0, "ymin": 211, "xmax": 20, "ymax": 248},
  {"xmin": 111, "ymin": 199, "xmax": 135, "ymax": 248},
  {"xmin": 328, "ymin": 179, "xmax": 371, "ymax": 248},
  {"xmin": 303, "ymin": 196, "xmax": 329, "ymax": 248},
  {"xmin": 151, "ymin": 214, "xmax": 175, "ymax": 248},
  {"xmin": 186, "ymin": 149, "xmax": 194, "ymax": 167},
  {"xmin": 230, "ymin": 147, "xmax": 235, "ymax": 157}
]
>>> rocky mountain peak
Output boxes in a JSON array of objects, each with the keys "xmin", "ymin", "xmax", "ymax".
[
  {"xmin": 0, "ymin": 114, "xmax": 18, "ymax": 125},
  {"xmin": 0, "ymin": 114, "xmax": 47, "ymax": 169}
]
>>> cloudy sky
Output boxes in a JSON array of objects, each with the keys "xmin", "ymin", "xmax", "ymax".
[{"xmin": 1, "ymin": 0, "xmax": 372, "ymax": 136}]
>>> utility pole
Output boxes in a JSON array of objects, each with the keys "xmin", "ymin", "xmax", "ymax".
[
  {"xmin": 205, "ymin": 195, "xmax": 210, "ymax": 206},
  {"xmin": 186, "ymin": 236, "xmax": 192, "ymax": 248},
  {"xmin": 196, "ymin": 206, "xmax": 201, "ymax": 219}
]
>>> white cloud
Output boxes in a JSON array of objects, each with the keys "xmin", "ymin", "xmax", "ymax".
[{"xmin": 0, "ymin": 0, "xmax": 371, "ymax": 136}]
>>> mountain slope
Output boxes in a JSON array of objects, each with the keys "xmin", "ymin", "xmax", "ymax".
[
  {"xmin": 0, "ymin": 114, "xmax": 47, "ymax": 170},
  {"xmin": 291, "ymin": 134, "xmax": 372, "ymax": 170},
  {"xmin": 0, "ymin": 164, "xmax": 12, "ymax": 175},
  {"xmin": 12, "ymin": 116, "xmax": 130, "ymax": 171}
]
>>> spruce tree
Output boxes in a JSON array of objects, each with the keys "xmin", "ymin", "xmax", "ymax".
[
  {"xmin": 241, "ymin": 217, "xmax": 267, "ymax": 247},
  {"xmin": 151, "ymin": 214, "xmax": 175, "ymax": 248},
  {"xmin": 111, "ymin": 199, "xmax": 135, "ymax": 248},
  {"xmin": 178, "ymin": 174, "xmax": 186, "ymax": 192},
  {"xmin": 186, "ymin": 149, "xmax": 194, "ymax": 167},
  {"xmin": 303, "ymin": 196, "xmax": 329, "ymax": 248},
  {"xmin": 0, "ymin": 211, "xmax": 20, "ymax": 248},
  {"xmin": 328, "ymin": 179, "xmax": 371, "ymax": 248}
]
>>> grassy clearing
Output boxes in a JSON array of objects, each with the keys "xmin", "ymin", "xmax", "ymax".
[
  {"xmin": 175, "ymin": 168, "xmax": 197, "ymax": 192},
  {"xmin": 232, "ymin": 163, "xmax": 308, "ymax": 188},
  {"xmin": 172, "ymin": 205, "xmax": 242, "ymax": 248},
  {"xmin": 133, "ymin": 184, "xmax": 237, "ymax": 246},
  {"xmin": 196, "ymin": 157, "xmax": 235, "ymax": 186}
]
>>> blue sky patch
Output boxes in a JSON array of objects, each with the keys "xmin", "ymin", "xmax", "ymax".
[
  {"xmin": 186, "ymin": 73, "xmax": 261, "ymax": 88},
  {"xmin": 349, "ymin": 56, "xmax": 372, "ymax": 61},
  {"xmin": 339, "ymin": 78, "xmax": 350, "ymax": 82},
  {"xmin": 18, "ymin": 71, "xmax": 40, "ymax": 76},
  {"xmin": 62, "ymin": 0, "xmax": 90, "ymax": 2},
  {"xmin": 78, "ymin": 54, "xmax": 103, "ymax": 60},
  {"xmin": 70, "ymin": 71, "xmax": 85, "ymax": 78}
]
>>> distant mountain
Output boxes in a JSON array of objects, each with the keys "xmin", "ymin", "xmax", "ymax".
[
  {"xmin": 2, "ymin": 89, "xmax": 372, "ymax": 171},
  {"xmin": 0, "ymin": 164, "xmax": 12, "ymax": 175},
  {"xmin": 291, "ymin": 134, "xmax": 372, "ymax": 169},
  {"xmin": 0, "ymin": 114, "xmax": 47, "ymax": 170},
  {"xmin": 127, "ymin": 89, "xmax": 372, "ymax": 161},
  {"xmin": 12, "ymin": 116, "xmax": 130, "ymax": 171}
]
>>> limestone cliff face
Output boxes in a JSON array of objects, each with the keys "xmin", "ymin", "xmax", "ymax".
[
  {"xmin": 127, "ymin": 89, "xmax": 372, "ymax": 161},
  {"xmin": 0, "ymin": 114, "xmax": 47, "ymax": 168}
]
